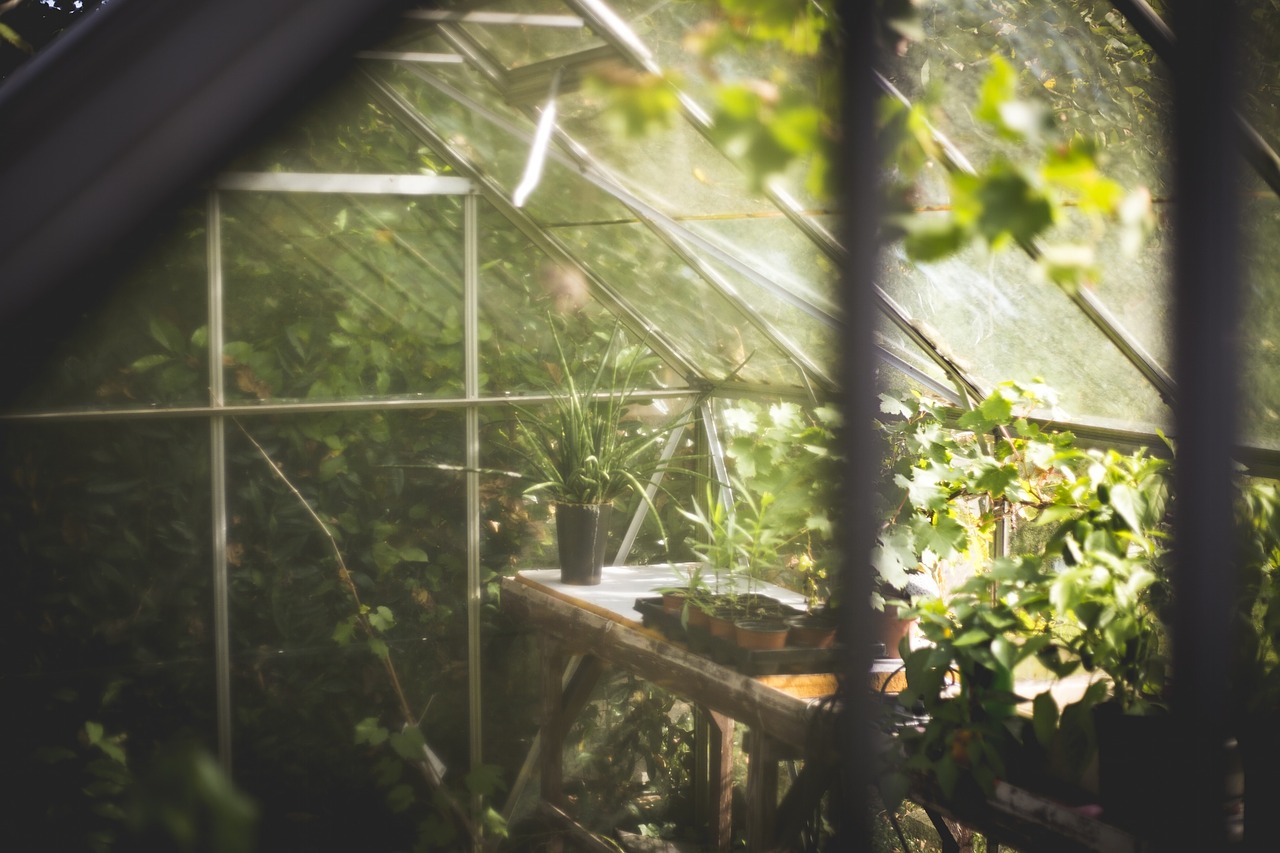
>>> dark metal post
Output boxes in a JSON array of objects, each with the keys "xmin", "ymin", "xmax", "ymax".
[
  {"xmin": 1172, "ymin": 0, "xmax": 1240, "ymax": 848},
  {"xmin": 836, "ymin": 0, "xmax": 880, "ymax": 848}
]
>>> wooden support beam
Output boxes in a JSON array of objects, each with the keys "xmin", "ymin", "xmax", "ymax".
[
  {"xmin": 540, "ymin": 637, "xmax": 567, "ymax": 810},
  {"xmin": 707, "ymin": 710, "xmax": 734, "ymax": 853},
  {"xmin": 744, "ymin": 730, "xmax": 780, "ymax": 853}
]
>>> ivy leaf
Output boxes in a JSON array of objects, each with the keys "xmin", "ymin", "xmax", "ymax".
[
  {"xmin": 957, "ymin": 392, "xmax": 1014, "ymax": 433},
  {"xmin": 972, "ymin": 461, "xmax": 1019, "ymax": 500},
  {"xmin": 354, "ymin": 717, "xmax": 388, "ymax": 746},
  {"xmin": 902, "ymin": 216, "xmax": 969, "ymax": 262},
  {"xmin": 879, "ymin": 393, "xmax": 914, "ymax": 418},
  {"xmin": 386, "ymin": 783, "xmax": 415, "ymax": 813},
  {"xmin": 465, "ymin": 763, "xmax": 508, "ymax": 798},
  {"xmin": 912, "ymin": 513, "xmax": 967, "ymax": 559},
  {"xmin": 367, "ymin": 605, "xmax": 395, "ymax": 633},
  {"xmin": 389, "ymin": 726, "xmax": 426, "ymax": 762},
  {"xmin": 972, "ymin": 168, "xmax": 1054, "ymax": 249}
]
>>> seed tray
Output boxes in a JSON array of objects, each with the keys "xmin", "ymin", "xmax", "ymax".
[{"xmin": 633, "ymin": 597, "xmax": 841, "ymax": 676}]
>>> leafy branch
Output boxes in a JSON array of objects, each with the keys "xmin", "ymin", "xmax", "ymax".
[{"xmin": 233, "ymin": 418, "xmax": 486, "ymax": 847}]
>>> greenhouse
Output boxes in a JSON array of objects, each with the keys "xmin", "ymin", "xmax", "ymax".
[{"xmin": 0, "ymin": 0, "xmax": 1272, "ymax": 850}]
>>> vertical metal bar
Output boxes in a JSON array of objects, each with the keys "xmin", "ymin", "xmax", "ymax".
[
  {"xmin": 207, "ymin": 190, "xmax": 232, "ymax": 773},
  {"xmin": 1171, "ymin": 0, "xmax": 1239, "ymax": 847},
  {"xmin": 463, "ymin": 192, "xmax": 483, "ymax": 838},
  {"xmin": 837, "ymin": 1, "xmax": 880, "ymax": 849},
  {"xmin": 700, "ymin": 400, "xmax": 733, "ymax": 511},
  {"xmin": 612, "ymin": 418, "xmax": 689, "ymax": 566}
]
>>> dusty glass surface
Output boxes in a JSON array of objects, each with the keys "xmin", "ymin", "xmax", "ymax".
[
  {"xmin": 478, "ymin": 204, "xmax": 690, "ymax": 393},
  {"xmin": 219, "ymin": 191, "xmax": 466, "ymax": 401},
  {"xmin": 1239, "ymin": 195, "xmax": 1280, "ymax": 448},
  {"xmin": 879, "ymin": 214, "xmax": 1171, "ymax": 428},
  {"xmin": 376, "ymin": 62, "xmax": 633, "ymax": 229},
  {"xmin": 881, "ymin": 0, "xmax": 1171, "ymax": 195},
  {"xmin": 1238, "ymin": 0, "xmax": 1280, "ymax": 157},
  {"xmin": 685, "ymin": 216, "xmax": 839, "ymax": 317},
  {"xmin": 556, "ymin": 220, "xmax": 803, "ymax": 386},
  {"xmin": 554, "ymin": 87, "xmax": 777, "ymax": 219},
  {"xmin": 16, "ymin": 201, "xmax": 209, "ymax": 410}
]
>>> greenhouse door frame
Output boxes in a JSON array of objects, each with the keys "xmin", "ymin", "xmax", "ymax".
[{"xmin": 206, "ymin": 172, "xmax": 483, "ymax": 780}]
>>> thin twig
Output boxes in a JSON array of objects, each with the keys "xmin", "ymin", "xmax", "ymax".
[{"xmin": 233, "ymin": 419, "xmax": 480, "ymax": 845}]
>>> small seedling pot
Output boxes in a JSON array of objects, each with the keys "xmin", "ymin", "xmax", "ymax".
[{"xmin": 733, "ymin": 619, "xmax": 789, "ymax": 650}]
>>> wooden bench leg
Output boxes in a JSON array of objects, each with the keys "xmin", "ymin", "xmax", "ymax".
[
  {"xmin": 707, "ymin": 710, "xmax": 734, "ymax": 852},
  {"xmin": 745, "ymin": 730, "xmax": 780, "ymax": 852}
]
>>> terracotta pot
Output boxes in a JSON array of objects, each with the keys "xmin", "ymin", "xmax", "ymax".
[
  {"xmin": 661, "ymin": 592, "xmax": 687, "ymax": 614},
  {"xmin": 706, "ymin": 607, "xmax": 737, "ymax": 640},
  {"xmin": 875, "ymin": 605, "xmax": 915, "ymax": 659},
  {"xmin": 786, "ymin": 613, "xmax": 837, "ymax": 648},
  {"xmin": 555, "ymin": 503, "xmax": 611, "ymax": 585},
  {"xmin": 686, "ymin": 604, "xmax": 711, "ymax": 628},
  {"xmin": 734, "ymin": 619, "xmax": 789, "ymax": 650}
]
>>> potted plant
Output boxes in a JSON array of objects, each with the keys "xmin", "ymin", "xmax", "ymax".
[
  {"xmin": 876, "ymin": 381, "xmax": 1178, "ymax": 829},
  {"xmin": 513, "ymin": 327, "xmax": 681, "ymax": 585}
]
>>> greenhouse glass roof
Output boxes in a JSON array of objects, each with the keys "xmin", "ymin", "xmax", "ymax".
[{"xmin": 9, "ymin": 0, "xmax": 1280, "ymax": 460}]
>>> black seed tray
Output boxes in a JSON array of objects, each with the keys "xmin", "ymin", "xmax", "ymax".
[{"xmin": 633, "ymin": 597, "xmax": 841, "ymax": 676}]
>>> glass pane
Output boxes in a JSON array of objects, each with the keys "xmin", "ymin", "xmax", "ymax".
[
  {"xmin": 881, "ymin": 0, "xmax": 1172, "ymax": 198},
  {"xmin": 556, "ymin": 87, "xmax": 778, "ymax": 219},
  {"xmin": 454, "ymin": 0, "xmax": 605, "ymax": 69},
  {"xmin": 226, "ymin": 76, "xmax": 456, "ymax": 175},
  {"xmin": 686, "ymin": 216, "xmax": 839, "ymax": 316},
  {"xmin": 226, "ymin": 410, "xmax": 469, "ymax": 846},
  {"xmin": 375, "ymin": 62, "xmax": 633, "ymax": 228},
  {"xmin": 1241, "ymin": 195, "xmax": 1280, "ymax": 447},
  {"xmin": 1239, "ymin": 0, "xmax": 1280, "ymax": 161},
  {"xmin": 0, "ymin": 419, "xmax": 216, "ymax": 846},
  {"xmin": 478, "ymin": 202, "xmax": 692, "ymax": 394},
  {"xmin": 874, "ymin": 322, "xmax": 960, "ymax": 399},
  {"xmin": 557, "ymin": 221, "xmax": 803, "ymax": 385},
  {"xmin": 220, "ymin": 191, "xmax": 466, "ymax": 401},
  {"xmin": 15, "ymin": 200, "xmax": 209, "ymax": 411},
  {"xmin": 880, "ymin": 216, "xmax": 1171, "ymax": 427}
]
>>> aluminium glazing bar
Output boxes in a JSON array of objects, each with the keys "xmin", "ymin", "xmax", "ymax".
[
  {"xmin": 404, "ymin": 9, "xmax": 585, "ymax": 28},
  {"xmin": 463, "ymin": 193, "xmax": 483, "ymax": 840},
  {"xmin": 613, "ymin": 418, "xmax": 691, "ymax": 566},
  {"xmin": 0, "ymin": 387, "xmax": 701, "ymax": 422},
  {"xmin": 360, "ymin": 71, "xmax": 708, "ymax": 386},
  {"xmin": 207, "ymin": 190, "xmax": 233, "ymax": 774},
  {"xmin": 213, "ymin": 172, "xmax": 473, "ymax": 195},
  {"xmin": 355, "ymin": 51, "xmax": 465, "ymax": 64}
]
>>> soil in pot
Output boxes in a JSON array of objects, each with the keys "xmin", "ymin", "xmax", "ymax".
[
  {"xmin": 786, "ymin": 613, "xmax": 837, "ymax": 648},
  {"xmin": 556, "ymin": 503, "xmax": 612, "ymax": 585},
  {"xmin": 734, "ymin": 619, "xmax": 789, "ymax": 651}
]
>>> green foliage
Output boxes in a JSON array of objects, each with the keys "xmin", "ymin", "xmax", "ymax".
[
  {"xmin": 884, "ymin": 54, "xmax": 1154, "ymax": 287},
  {"xmin": 878, "ymin": 380, "xmax": 1178, "ymax": 806},
  {"xmin": 719, "ymin": 400, "xmax": 841, "ymax": 602},
  {"xmin": 513, "ymin": 324, "xmax": 682, "ymax": 507}
]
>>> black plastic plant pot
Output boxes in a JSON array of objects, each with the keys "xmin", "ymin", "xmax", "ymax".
[{"xmin": 555, "ymin": 502, "xmax": 612, "ymax": 585}]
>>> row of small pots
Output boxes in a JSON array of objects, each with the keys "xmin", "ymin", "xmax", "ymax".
[{"xmin": 661, "ymin": 593, "xmax": 837, "ymax": 651}]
